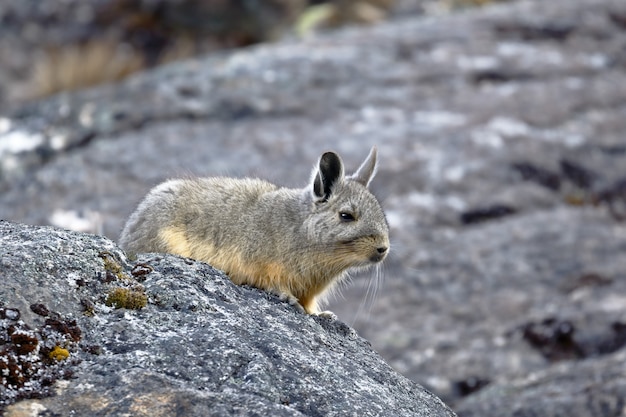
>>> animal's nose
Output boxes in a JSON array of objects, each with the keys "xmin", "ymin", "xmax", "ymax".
[{"xmin": 370, "ymin": 246, "xmax": 388, "ymax": 263}]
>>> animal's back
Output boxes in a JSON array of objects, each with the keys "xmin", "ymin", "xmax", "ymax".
[{"xmin": 119, "ymin": 177, "xmax": 279, "ymax": 257}]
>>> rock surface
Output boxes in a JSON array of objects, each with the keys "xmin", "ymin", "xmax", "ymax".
[
  {"xmin": 0, "ymin": 220, "xmax": 454, "ymax": 416},
  {"xmin": 1, "ymin": 0, "xmax": 626, "ymax": 415},
  {"xmin": 456, "ymin": 348, "xmax": 626, "ymax": 417}
]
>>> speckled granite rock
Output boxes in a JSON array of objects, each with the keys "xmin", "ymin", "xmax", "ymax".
[{"xmin": 0, "ymin": 220, "xmax": 455, "ymax": 416}]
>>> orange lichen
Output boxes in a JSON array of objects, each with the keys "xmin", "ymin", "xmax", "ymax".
[{"xmin": 49, "ymin": 346, "xmax": 70, "ymax": 361}]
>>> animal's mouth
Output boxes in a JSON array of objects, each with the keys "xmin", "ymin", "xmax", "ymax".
[{"xmin": 338, "ymin": 238, "xmax": 389, "ymax": 264}]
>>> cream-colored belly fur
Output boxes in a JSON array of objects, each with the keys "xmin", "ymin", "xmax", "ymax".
[{"xmin": 158, "ymin": 226, "xmax": 327, "ymax": 314}]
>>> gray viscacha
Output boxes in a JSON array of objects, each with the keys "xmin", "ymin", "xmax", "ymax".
[{"xmin": 119, "ymin": 147, "xmax": 389, "ymax": 316}]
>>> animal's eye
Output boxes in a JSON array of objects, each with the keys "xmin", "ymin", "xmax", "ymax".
[{"xmin": 339, "ymin": 212, "xmax": 356, "ymax": 222}]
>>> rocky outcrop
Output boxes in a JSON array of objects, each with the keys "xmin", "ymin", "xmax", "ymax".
[
  {"xmin": 456, "ymin": 348, "xmax": 626, "ymax": 417},
  {"xmin": 1, "ymin": 0, "xmax": 626, "ymax": 416},
  {"xmin": 0, "ymin": 220, "xmax": 454, "ymax": 416}
]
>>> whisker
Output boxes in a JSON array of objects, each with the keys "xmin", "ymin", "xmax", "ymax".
[{"xmin": 349, "ymin": 262, "xmax": 386, "ymax": 326}]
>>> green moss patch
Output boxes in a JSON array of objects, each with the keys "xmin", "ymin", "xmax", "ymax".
[{"xmin": 105, "ymin": 287, "xmax": 148, "ymax": 310}]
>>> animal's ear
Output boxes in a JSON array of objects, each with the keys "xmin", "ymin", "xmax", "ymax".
[
  {"xmin": 349, "ymin": 146, "xmax": 378, "ymax": 187},
  {"xmin": 311, "ymin": 151, "xmax": 344, "ymax": 201}
]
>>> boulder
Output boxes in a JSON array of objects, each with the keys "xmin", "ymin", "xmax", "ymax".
[{"xmin": 0, "ymin": 220, "xmax": 454, "ymax": 416}]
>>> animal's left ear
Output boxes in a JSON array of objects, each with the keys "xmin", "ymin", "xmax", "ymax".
[{"xmin": 349, "ymin": 146, "xmax": 378, "ymax": 187}]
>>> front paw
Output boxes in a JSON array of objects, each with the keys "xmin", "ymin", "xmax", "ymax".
[
  {"xmin": 316, "ymin": 310, "xmax": 338, "ymax": 320},
  {"xmin": 274, "ymin": 291, "xmax": 305, "ymax": 314}
]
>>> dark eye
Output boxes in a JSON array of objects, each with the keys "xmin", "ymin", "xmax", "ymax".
[{"xmin": 339, "ymin": 212, "xmax": 356, "ymax": 222}]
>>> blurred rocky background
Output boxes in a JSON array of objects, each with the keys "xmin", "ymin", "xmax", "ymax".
[
  {"xmin": 0, "ymin": 0, "xmax": 512, "ymax": 112},
  {"xmin": 2, "ymin": 0, "xmax": 626, "ymax": 416}
]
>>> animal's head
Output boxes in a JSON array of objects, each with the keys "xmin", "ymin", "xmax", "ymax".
[{"xmin": 306, "ymin": 146, "xmax": 389, "ymax": 271}]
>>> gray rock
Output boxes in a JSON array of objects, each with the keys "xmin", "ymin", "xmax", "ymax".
[
  {"xmin": 1, "ymin": 0, "xmax": 626, "ymax": 415},
  {"xmin": 0, "ymin": 220, "xmax": 455, "ymax": 416},
  {"xmin": 455, "ymin": 349, "xmax": 626, "ymax": 417}
]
